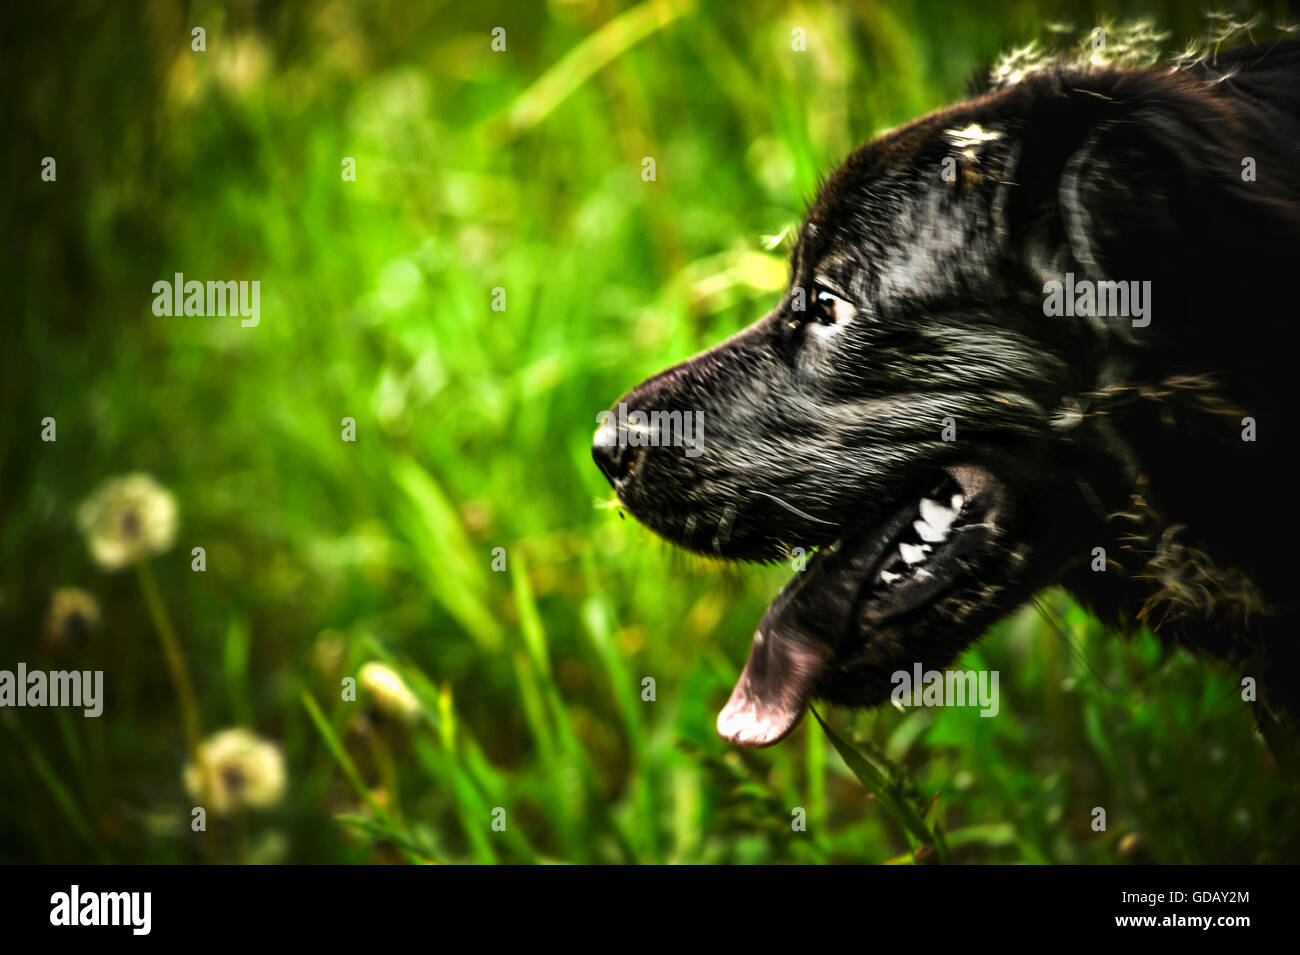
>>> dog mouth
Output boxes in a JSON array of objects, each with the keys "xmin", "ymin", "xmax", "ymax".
[{"xmin": 716, "ymin": 464, "xmax": 1005, "ymax": 748}]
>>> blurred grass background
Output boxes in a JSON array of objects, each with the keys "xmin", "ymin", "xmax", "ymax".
[{"xmin": 3, "ymin": 0, "xmax": 1299, "ymax": 864}]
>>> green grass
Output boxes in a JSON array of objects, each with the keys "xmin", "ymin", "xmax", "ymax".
[{"xmin": 3, "ymin": 0, "xmax": 1298, "ymax": 864}]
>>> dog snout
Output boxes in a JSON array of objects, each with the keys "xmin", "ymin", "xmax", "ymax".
[{"xmin": 592, "ymin": 415, "xmax": 639, "ymax": 485}]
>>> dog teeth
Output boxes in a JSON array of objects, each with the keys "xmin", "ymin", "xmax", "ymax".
[
  {"xmin": 878, "ymin": 492, "xmax": 966, "ymax": 585},
  {"xmin": 913, "ymin": 518, "xmax": 945, "ymax": 542},
  {"xmin": 918, "ymin": 498, "xmax": 958, "ymax": 536},
  {"xmin": 899, "ymin": 542, "xmax": 929, "ymax": 565}
]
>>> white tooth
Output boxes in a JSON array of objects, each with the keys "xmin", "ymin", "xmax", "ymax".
[
  {"xmin": 914, "ymin": 518, "xmax": 946, "ymax": 543},
  {"xmin": 919, "ymin": 498, "xmax": 957, "ymax": 534},
  {"xmin": 950, "ymin": 494, "xmax": 964, "ymax": 512},
  {"xmin": 880, "ymin": 569, "xmax": 902, "ymax": 585},
  {"xmin": 899, "ymin": 542, "xmax": 928, "ymax": 565}
]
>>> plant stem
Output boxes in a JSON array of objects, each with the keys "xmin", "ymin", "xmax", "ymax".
[
  {"xmin": 137, "ymin": 560, "xmax": 219, "ymax": 861},
  {"xmin": 136, "ymin": 562, "xmax": 203, "ymax": 769}
]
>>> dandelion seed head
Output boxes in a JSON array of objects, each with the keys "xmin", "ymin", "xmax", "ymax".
[
  {"xmin": 77, "ymin": 473, "xmax": 178, "ymax": 571},
  {"xmin": 183, "ymin": 728, "xmax": 286, "ymax": 815},
  {"xmin": 43, "ymin": 587, "xmax": 101, "ymax": 650}
]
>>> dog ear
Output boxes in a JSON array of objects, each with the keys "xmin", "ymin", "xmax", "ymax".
[
  {"xmin": 1016, "ymin": 73, "xmax": 1300, "ymax": 341},
  {"xmin": 1054, "ymin": 86, "xmax": 1237, "ymax": 282},
  {"xmin": 1057, "ymin": 116, "xmax": 1181, "ymax": 280}
]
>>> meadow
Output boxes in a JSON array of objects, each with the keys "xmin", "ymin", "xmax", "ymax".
[{"xmin": 3, "ymin": 0, "xmax": 1298, "ymax": 864}]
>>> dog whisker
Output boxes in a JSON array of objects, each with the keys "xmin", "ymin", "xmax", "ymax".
[{"xmin": 747, "ymin": 490, "xmax": 838, "ymax": 526}]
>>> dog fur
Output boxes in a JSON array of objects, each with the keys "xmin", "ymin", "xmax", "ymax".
[{"xmin": 594, "ymin": 33, "xmax": 1300, "ymax": 757}]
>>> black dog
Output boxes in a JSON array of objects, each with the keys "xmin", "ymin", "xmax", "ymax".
[{"xmin": 594, "ymin": 37, "xmax": 1300, "ymax": 753}]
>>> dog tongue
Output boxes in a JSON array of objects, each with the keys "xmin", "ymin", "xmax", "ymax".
[
  {"xmin": 715, "ymin": 607, "xmax": 834, "ymax": 747},
  {"xmin": 717, "ymin": 541, "xmax": 867, "ymax": 748}
]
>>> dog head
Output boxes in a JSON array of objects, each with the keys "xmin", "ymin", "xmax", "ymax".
[{"xmin": 594, "ymin": 45, "xmax": 1300, "ymax": 746}]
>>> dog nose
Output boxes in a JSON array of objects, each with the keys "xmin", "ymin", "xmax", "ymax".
[{"xmin": 593, "ymin": 416, "xmax": 637, "ymax": 485}]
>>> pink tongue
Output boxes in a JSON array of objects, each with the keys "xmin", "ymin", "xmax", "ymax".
[
  {"xmin": 715, "ymin": 616, "xmax": 834, "ymax": 747},
  {"xmin": 715, "ymin": 498, "xmax": 921, "ymax": 748},
  {"xmin": 716, "ymin": 539, "xmax": 864, "ymax": 747}
]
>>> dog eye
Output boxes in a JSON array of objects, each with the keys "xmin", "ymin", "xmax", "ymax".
[
  {"xmin": 812, "ymin": 286, "xmax": 853, "ymax": 326},
  {"xmin": 784, "ymin": 283, "xmax": 855, "ymax": 334}
]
